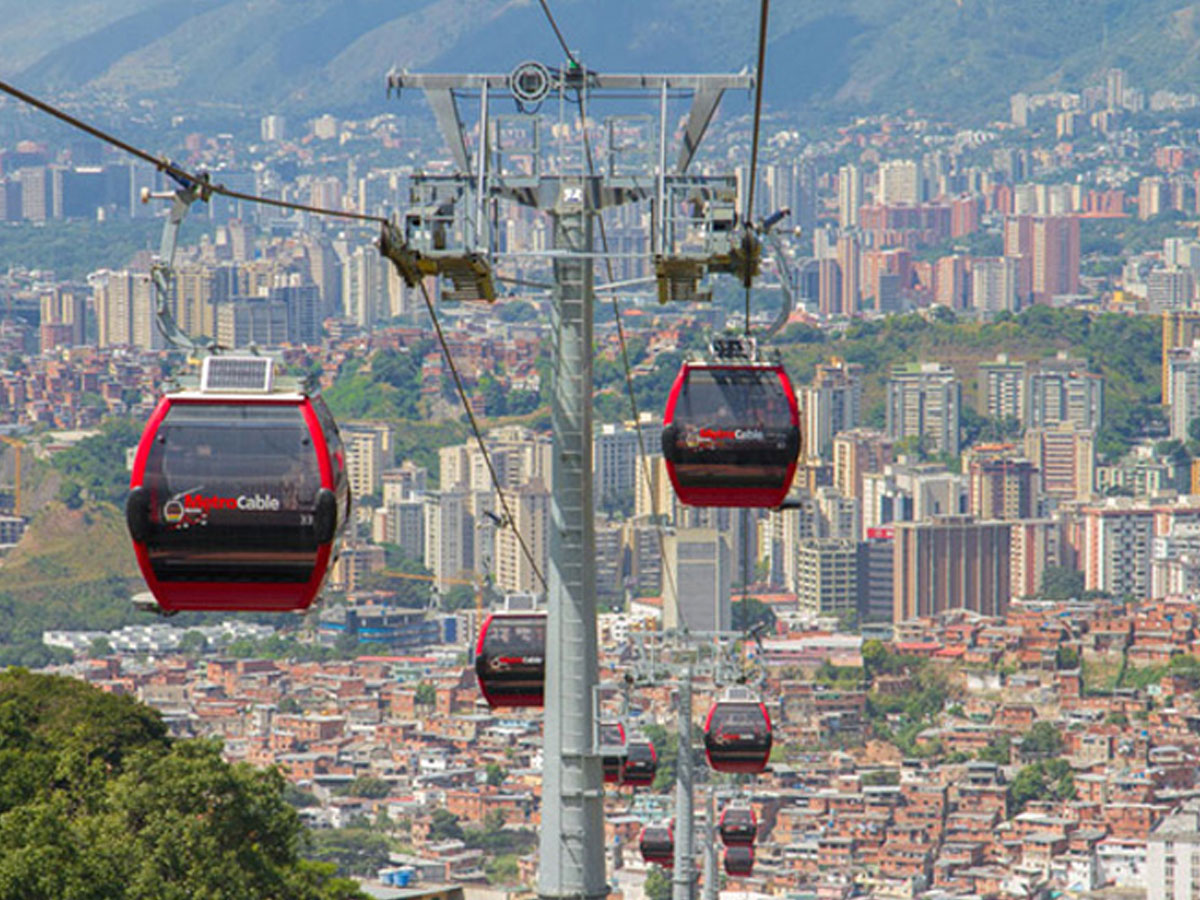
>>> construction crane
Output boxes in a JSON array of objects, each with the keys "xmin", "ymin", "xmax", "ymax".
[{"xmin": 0, "ymin": 434, "xmax": 25, "ymax": 517}]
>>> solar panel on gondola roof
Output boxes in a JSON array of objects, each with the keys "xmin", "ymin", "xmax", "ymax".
[{"xmin": 200, "ymin": 355, "xmax": 275, "ymax": 392}]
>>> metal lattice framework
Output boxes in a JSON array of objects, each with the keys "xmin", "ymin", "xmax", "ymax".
[{"xmin": 381, "ymin": 63, "xmax": 751, "ymax": 900}]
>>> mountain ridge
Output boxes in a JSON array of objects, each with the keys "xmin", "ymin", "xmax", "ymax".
[{"xmin": 5, "ymin": 0, "xmax": 1200, "ymax": 122}]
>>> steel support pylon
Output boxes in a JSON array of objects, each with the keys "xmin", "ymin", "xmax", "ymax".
[
  {"xmin": 382, "ymin": 66, "xmax": 752, "ymax": 900},
  {"xmin": 672, "ymin": 668, "xmax": 696, "ymax": 900},
  {"xmin": 539, "ymin": 184, "xmax": 606, "ymax": 900}
]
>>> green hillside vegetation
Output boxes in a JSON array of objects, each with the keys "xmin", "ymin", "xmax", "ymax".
[
  {"xmin": 772, "ymin": 306, "xmax": 1163, "ymax": 463},
  {"xmin": 0, "ymin": 500, "xmax": 143, "ymax": 667},
  {"xmin": 0, "ymin": 418, "xmax": 153, "ymax": 666},
  {"xmin": 0, "ymin": 221, "xmax": 165, "ymax": 282},
  {"xmin": 0, "ymin": 668, "xmax": 365, "ymax": 899}
]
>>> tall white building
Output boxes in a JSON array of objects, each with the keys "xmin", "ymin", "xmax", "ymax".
[
  {"xmin": 1168, "ymin": 344, "xmax": 1200, "ymax": 441},
  {"xmin": 343, "ymin": 426, "xmax": 386, "ymax": 498},
  {"xmin": 796, "ymin": 538, "xmax": 859, "ymax": 621},
  {"xmin": 978, "ymin": 354, "xmax": 1026, "ymax": 422},
  {"xmin": 342, "ymin": 244, "xmax": 389, "ymax": 327},
  {"xmin": 885, "ymin": 362, "xmax": 961, "ymax": 457},
  {"xmin": 93, "ymin": 270, "xmax": 161, "ymax": 349},
  {"xmin": 1147, "ymin": 801, "xmax": 1200, "ymax": 900},
  {"xmin": 803, "ymin": 360, "xmax": 863, "ymax": 461},
  {"xmin": 1028, "ymin": 356, "xmax": 1103, "ymax": 431},
  {"xmin": 878, "ymin": 159, "xmax": 920, "ymax": 206},
  {"xmin": 423, "ymin": 489, "xmax": 473, "ymax": 590},
  {"xmin": 663, "ymin": 528, "xmax": 731, "ymax": 632},
  {"xmin": 1083, "ymin": 499, "xmax": 1154, "ymax": 600},
  {"xmin": 971, "ymin": 257, "xmax": 1019, "ymax": 313},
  {"xmin": 494, "ymin": 479, "xmax": 550, "ymax": 596},
  {"xmin": 594, "ymin": 423, "xmax": 645, "ymax": 510},
  {"xmin": 837, "ymin": 164, "xmax": 862, "ymax": 228}
]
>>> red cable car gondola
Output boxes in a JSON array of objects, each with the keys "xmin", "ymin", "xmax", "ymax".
[
  {"xmin": 126, "ymin": 357, "xmax": 350, "ymax": 613},
  {"xmin": 622, "ymin": 736, "xmax": 657, "ymax": 787},
  {"xmin": 600, "ymin": 721, "xmax": 627, "ymax": 784},
  {"xmin": 703, "ymin": 686, "xmax": 773, "ymax": 775},
  {"xmin": 639, "ymin": 822, "xmax": 674, "ymax": 868},
  {"xmin": 718, "ymin": 804, "xmax": 757, "ymax": 845},
  {"xmin": 474, "ymin": 611, "xmax": 546, "ymax": 708},
  {"xmin": 661, "ymin": 360, "xmax": 800, "ymax": 508},
  {"xmin": 723, "ymin": 844, "xmax": 754, "ymax": 878}
]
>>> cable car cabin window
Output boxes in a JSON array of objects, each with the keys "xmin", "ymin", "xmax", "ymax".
[
  {"xmin": 141, "ymin": 403, "xmax": 322, "ymax": 583},
  {"xmin": 311, "ymin": 396, "xmax": 348, "ymax": 494},
  {"xmin": 664, "ymin": 367, "xmax": 798, "ymax": 489}
]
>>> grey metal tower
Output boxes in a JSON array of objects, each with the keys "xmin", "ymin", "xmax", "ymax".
[{"xmin": 381, "ymin": 63, "xmax": 750, "ymax": 900}]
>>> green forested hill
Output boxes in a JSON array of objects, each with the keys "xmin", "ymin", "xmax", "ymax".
[
  {"xmin": 772, "ymin": 306, "xmax": 1163, "ymax": 461},
  {"xmin": 0, "ymin": 669, "xmax": 365, "ymax": 899},
  {"xmin": 4, "ymin": 0, "xmax": 1200, "ymax": 121}
]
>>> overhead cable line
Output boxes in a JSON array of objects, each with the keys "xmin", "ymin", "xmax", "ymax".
[
  {"xmin": 743, "ymin": 0, "xmax": 771, "ymax": 335},
  {"xmin": 535, "ymin": 0, "xmax": 580, "ymax": 68},
  {"xmin": 0, "ymin": 78, "xmax": 386, "ymax": 225},
  {"xmin": 0, "ymin": 75, "xmax": 546, "ymax": 592},
  {"xmin": 741, "ymin": 0, "xmax": 772, "ymax": 603},
  {"xmin": 412, "ymin": 277, "xmax": 549, "ymax": 592}
]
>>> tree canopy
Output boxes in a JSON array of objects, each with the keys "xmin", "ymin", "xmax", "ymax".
[{"xmin": 0, "ymin": 669, "xmax": 364, "ymax": 900}]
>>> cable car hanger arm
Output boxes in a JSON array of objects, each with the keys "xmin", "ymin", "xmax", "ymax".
[{"xmin": 146, "ymin": 178, "xmax": 219, "ymax": 356}]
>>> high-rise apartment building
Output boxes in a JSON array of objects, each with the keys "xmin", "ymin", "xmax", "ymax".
[
  {"xmin": 964, "ymin": 445, "xmax": 1036, "ymax": 520},
  {"xmin": 1168, "ymin": 344, "xmax": 1200, "ymax": 441},
  {"xmin": 817, "ymin": 258, "xmax": 842, "ymax": 317},
  {"xmin": 1024, "ymin": 423, "xmax": 1096, "ymax": 502},
  {"xmin": 893, "ymin": 516, "xmax": 1011, "ymax": 621},
  {"xmin": 343, "ymin": 426, "xmax": 386, "ymax": 498},
  {"xmin": 1028, "ymin": 355, "xmax": 1103, "ymax": 431},
  {"xmin": 803, "ymin": 359, "xmax": 863, "ymax": 460},
  {"xmin": 837, "ymin": 233, "xmax": 862, "ymax": 315},
  {"xmin": 934, "ymin": 255, "xmax": 969, "ymax": 310},
  {"xmin": 1138, "ymin": 176, "xmax": 1167, "ymax": 220},
  {"xmin": 494, "ymin": 479, "xmax": 550, "ymax": 596},
  {"xmin": 978, "ymin": 354, "xmax": 1026, "ymax": 422},
  {"xmin": 594, "ymin": 423, "xmax": 646, "ymax": 510},
  {"xmin": 1083, "ymin": 500, "xmax": 1155, "ymax": 600},
  {"xmin": 423, "ymin": 488, "xmax": 473, "ymax": 591},
  {"xmin": 663, "ymin": 528, "xmax": 731, "ymax": 632},
  {"xmin": 878, "ymin": 159, "xmax": 921, "ymax": 206},
  {"xmin": 837, "ymin": 164, "xmax": 862, "ymax": 229},
  {"xmin": 1009, "ymin": 518, "xmax": 1061, "ymax": 601},
  {"xmin": 857, "ymin": 528, "xmax": 895, "ymax": 623},
  {"xmin": 885, "ymin": 362, "xmax": 961, "ymax": 457},
  {"xmin": 971, "ymin": 257, "xmax": 1019, "ymax": 314},
  {"xmin": 832, "ymin": 428, "xmax": 893, "ymax": 502},
  {"xmin": 215, "ymin": 297, "xmax": 288, "ymax": 349},
  {"xmin": 93, "ymin": 269, "xmax": 160, "ymax": 350},
  {"xmin": 1031, "ymin": 215, "xmax": 1081, "ymax": 303},
  {"xmin": 1147, "ymin": 802, "xmax": 1200, "ymax": 900},
  {"xmin": 1163, "ymin": 310, "xmax": 1200, "ymax": 405},
  {"xmin": 796, "ymin": 538, "xmax": 859, "ymax": 621}
]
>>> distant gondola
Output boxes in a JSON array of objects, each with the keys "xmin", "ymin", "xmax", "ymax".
[
  {"xmin": 703, "ymin": 686, "xmax": 773, "ymax": 774},
  {"xmin": 723, "ymin": 844, "xmax": 754, "ymax": 877},
  {"xmin": 474, "ymin": 611, "xmax": 546, "ymax": 708},
  {"xmin": 622, "ymin": 736, "xmax": 657, "ymax": 787},
  {"xmin": 661, "ymin": 361, "xmax": 800, "ymax": 508},
  {"xmin": 600, "ymin": 721, "xmax": 627, "ymax": 784},
  {"xmin": 718, "ymin": 804, "xmax": 757, "ymax": 845},
  {"xmin": 126, "ymin": 356, "xmax": 350, "ymax": 613},
  {"xmin": 639, "ymin": 822, "xmax": 674, "ymax": 868}
]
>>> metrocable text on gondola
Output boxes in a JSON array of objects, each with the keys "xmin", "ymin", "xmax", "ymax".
[{"xmin": 164, "ymin": 496, "xmax": 280, "ymax": 525}]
